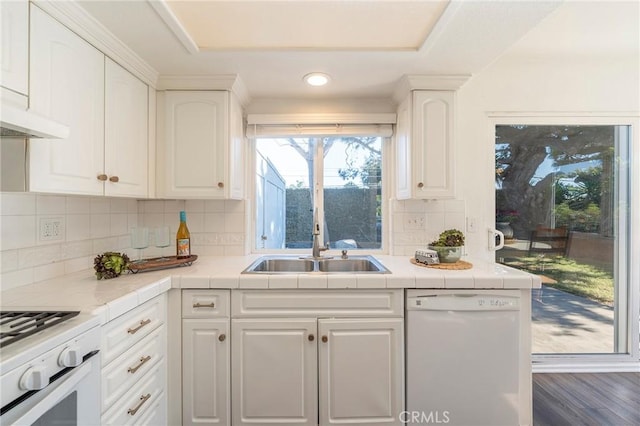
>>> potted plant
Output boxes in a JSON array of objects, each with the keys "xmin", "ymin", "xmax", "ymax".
[
  {"xmin": 428, "ymin": 229, "xmax": 465, "ymax": 263},
  {"xmin": 94, "ymin": 252, "xmax": 131, "ymax": 280}
]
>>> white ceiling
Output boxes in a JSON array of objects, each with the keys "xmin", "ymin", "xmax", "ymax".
[
  {"xmin": 75, "ymin": 0, "xmax": 637, "ymax": 100},
  {"xmin": 164, "ymin": 0, "xmax": 449, "ymax": 51}
]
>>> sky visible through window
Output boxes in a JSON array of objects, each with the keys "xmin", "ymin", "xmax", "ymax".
[{"xmin": 257, "ymin": 138, "xmax": 377, "ymax": 188}]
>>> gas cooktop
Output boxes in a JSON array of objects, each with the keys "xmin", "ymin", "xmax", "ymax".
[{"xmin": 0, "ymin": 311, "xmax": 80, "ymax": 348}]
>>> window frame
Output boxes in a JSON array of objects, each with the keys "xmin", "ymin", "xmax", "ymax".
[{"xmin": 249, "ymin": 135, "xmax": 390, "ymax": 255}]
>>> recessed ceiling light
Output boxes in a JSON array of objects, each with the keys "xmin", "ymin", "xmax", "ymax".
[{"xmin": 304, "ymin": 73, "xmax": 330, "ymax": 87}]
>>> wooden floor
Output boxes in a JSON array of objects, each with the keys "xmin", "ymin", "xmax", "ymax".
[{"xmin": 533, "ymin": 372, "xmax": 640, "ymax": 425}]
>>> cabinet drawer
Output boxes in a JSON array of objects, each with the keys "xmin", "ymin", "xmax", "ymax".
[
  {"xmin": 102, "ymin": 325, "xmax": 165, "ymax": 412},
  {"xmin": 102, "ymin": 295, "xmax": 166, "ymax": 366},
  {"xmin": 231, "ymin": 290, "xmax": 403, "ymax": 317},
  {"xmin": 102, "ymin": 359, "xmax": 166, "ymax": 426},
  {"xmin": 182, "ymin": 290, "xmax": 230, "ymax": 318},
  {"xmin": 135, "ymin": 391, "xmax": 166, "ymax": 426}
]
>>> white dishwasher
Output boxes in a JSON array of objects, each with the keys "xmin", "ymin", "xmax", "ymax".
[{"xmin": 406, "ymin": 290, "xmax": 522, "ymax": 426}]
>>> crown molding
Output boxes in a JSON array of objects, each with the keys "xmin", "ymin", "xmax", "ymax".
[
  {"xmin": 32, "ymin": 0, "xmax": 159, "ymax": 87},
  {"xmin": 392, "ymin": 74, "xmax": 471, "ymax": 103},
  {"xmin": 157, "ymin": 75, "xmax": 251, "ymax": 106}
]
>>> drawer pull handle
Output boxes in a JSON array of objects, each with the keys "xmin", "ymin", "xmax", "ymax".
[
  {"xmin": 321, "ymin": 335, "xmax": 328, "ymax": 343},
  {"xmin": 127, "ymin": 393, "xmax": 151, "ymax": 416},
  {"xmin": 127, "ymin": 355, "xmax": 151, "ymax": 374},
  {"xmin": 193, "ymin": 302, "xmax": 215, "ymax": 308},
  {"xmin": 417, "ymin": 182, "xmax": 424, "ymax": 188},
  {"xmin": 218, "ymin": 334, "xmax": 226, "ymax": 342},
  {"xmin": 109, "ymin": 175, "xmax": 119, "ymax": 183},
  {"xmin": 308, "ymin": 334, "xmax": 315, "ymax": 342},
  {"xmin": 127, "ymin": 319, "xmax": 151, "ymax": 334},
  {"xmin": 97, "ymin": 174, "xmax": 108, "ymax": 181}
]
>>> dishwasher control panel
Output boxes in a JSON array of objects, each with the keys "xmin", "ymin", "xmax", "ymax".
[{"xmin": 407, "ymin": 293, "xmax": 520, "ymax": 311}]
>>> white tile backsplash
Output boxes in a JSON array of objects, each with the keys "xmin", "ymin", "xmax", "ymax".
[
  {"xmin": 36, "ymin": 195, "xmax": 66, "ymax": 215},
  {"xmin": 0, "ymin": 193, "xmax": 469, "ymax": 288},
  {"xmin": 0, "ymin": 193, "xmax": 35, "ymax": 215},
  {"xmin": 390, "ymin": 198, "xmax": 467, "ymax": 255},
  {"xmin": 1, "ymin": 215, "xmax": 37, "ymax": 250},
  {"xmin": 0, "ymin": 193, "xmax": 136, "ymax": 290}
]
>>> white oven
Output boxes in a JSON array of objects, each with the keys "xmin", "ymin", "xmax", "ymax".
[{"xmin": 0, "ymin": 311, "xmax": 101, "ymax": 426}]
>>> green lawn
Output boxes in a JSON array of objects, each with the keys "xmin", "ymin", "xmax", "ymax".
[{"xmin": 502, "ymin": 256, "xmax": 614, "ymax": 305}]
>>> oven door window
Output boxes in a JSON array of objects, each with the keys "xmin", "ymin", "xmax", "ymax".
[{"xmin": 32, "ymin": 391, "xmax": 77, "ymax": 426}]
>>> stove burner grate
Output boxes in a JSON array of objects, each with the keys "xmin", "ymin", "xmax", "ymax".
[{"xmin": 0, "ymin": 311, "xmax": 80, "ymax": 348}]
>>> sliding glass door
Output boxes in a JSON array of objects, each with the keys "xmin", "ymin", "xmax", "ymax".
[{"xmin": 494, "ymin": 121, "xmax": 637, "ymax": 359}]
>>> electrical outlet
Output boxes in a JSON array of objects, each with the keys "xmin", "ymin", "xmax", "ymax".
[
  {"xmin": 406, "ymin": 215, "xmax": 425, "ymax": 230},
  {"xmin": 39, "ymin": 217, "xmax": 64, "ymax": 242},
  {"xmin": 467, "ymin": 217, "xmax": 477, "ymax": 233}
]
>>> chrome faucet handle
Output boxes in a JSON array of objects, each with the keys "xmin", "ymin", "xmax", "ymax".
[{"xmin": 341, "ymin": 250, "xmax": 348, "ymax": 259}]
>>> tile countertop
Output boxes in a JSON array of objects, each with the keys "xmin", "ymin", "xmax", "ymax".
[{"xmin": 0, "ymin": 255, "xmax": 540, "ymax": 323}]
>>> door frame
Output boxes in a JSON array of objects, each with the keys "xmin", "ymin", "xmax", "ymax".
[{"xmin": 488, "ymin": 112, "xmax": 640, "ymax": 372}]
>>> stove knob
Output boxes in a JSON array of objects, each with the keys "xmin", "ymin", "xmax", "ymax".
[
  {"xmin": 58, "ymin": 346, "xmax": 82, "ymax": 367},
  {"xmin": 19, "ymin": 366, "xmax": 48, "ymax": 390}
]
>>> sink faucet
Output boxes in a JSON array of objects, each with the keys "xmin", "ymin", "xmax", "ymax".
[{"xmin": 312, "ymin": 208, "xmax": 329, "ymax": 259}]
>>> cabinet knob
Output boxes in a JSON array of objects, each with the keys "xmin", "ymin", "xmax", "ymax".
[
  {"xmin": 109, "ymin": 175, "xmax": 119, "ymax": 183},
  {"xmin": 417, "ymin": 182, "xmax": 424, "ymax": 188},
  {"xmin": 97, "ymin": 174, "xmax": 108, "ymax": 181},
  {"xmin": 308, "ymin": 334, "xmax": 315, "ymax": 342},
  {"xmin": 217, "ymin": 182, "xmax": 224, "ymax": 188},
  {"xmin": 321, "ymin": 335, "xmax": 328, "ymax": 343},
  {"xmin": 219, "ymin": 334, "xmax": 226, "ymax": 342}
]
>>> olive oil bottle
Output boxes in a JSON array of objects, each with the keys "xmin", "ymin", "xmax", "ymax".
[{"xmin": 176, "ymin": 211, "xmax": 191, "ymax": 258}]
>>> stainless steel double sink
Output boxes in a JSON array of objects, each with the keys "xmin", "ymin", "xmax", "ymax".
[{"xmin": 242, "ymin": 255, "xmax": 390, "ymax": 274}]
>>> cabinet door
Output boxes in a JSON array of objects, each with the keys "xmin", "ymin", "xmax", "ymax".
[
  {"xmin": 0, "ymin": 0, "xmax": 28, "ymax": 96},
  {"xmin": 227, "ymin": 92, "xmax": 245, "ymax": 199},
  {"xmin": 395, "ymin": 94, "xmax": 412, "ymax": 199},
  {"xmin": 162, "ymin": 91, "xmax": 228, "ymax": 198},
  {"xmin": 29, "ymin": 6, "xmax": 105, "ymax": 195},
  {"xmin": 318, "ymin": 318, "xmax": 404, "ymax": 426},
  {"xmin": 182, "ymin": 319, "xmax": 230, "ymax": 426},
  {"xmin": 104, "ymin": 58, "xmax": 148, "ymax": 197},
  {"xmin": 232, "ymin": 318, "xmax": 317, "ymax": 426},
  {"xmin": 411, "ymin": 90, "xmax": 455, "ymax": 199}
]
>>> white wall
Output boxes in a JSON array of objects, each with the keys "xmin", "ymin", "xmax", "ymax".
[{"xmin": 454, "ymin": 1, "xmax": 639, "ymax": 260}]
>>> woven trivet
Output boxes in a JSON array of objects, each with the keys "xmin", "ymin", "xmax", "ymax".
[{"xmin": 410, "ymin": 257, "xmax": 473, "ymax": 270}]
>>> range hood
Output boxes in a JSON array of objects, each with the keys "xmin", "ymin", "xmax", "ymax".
[{"xmin": 1, "ymin": 103, "xmax": 69, "ymax": 139}]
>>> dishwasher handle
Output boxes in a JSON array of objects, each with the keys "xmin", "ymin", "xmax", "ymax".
[{"xmin": 407, "ymin": 294, "xmax": 520, "ymax": 311}]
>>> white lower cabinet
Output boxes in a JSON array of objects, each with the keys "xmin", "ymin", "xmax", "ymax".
[
  {"xmin": 318, "ymin": 318, "xmax": 404, "ymax": 425},
  {"xmin": 182, "ymin": 319, "xmax": 230, "ymax": 425},
  {"xmin": 230, "ymin": 290, "xmax": 404, "ymax": 426},
  {"xmin": 181, "ymin": 290, "xmax": 231, "ymax": 426},
  {"xmin": 101, "ymin": 294, "xmax": 167, "ymax": 425},
  {"xmin": 232, "ymin": 318, "xmax": 318, "ymax": 426}
]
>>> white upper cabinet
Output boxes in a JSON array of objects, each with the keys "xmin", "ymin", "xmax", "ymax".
[
  {"xmin": 28, "ymin": 7, "xmax": 148, "ymax": 197},
  {"xmin": 104, "ymin": 58, "xmax": 148, "ymax": 197},
  {"xmin": 396, "ymin": 90, "xmax": 455, "ymax": 200},
  {"xmin": 29, "ymin": 5, "xmax": 105, "ymax": 196},
  {"xmin": 159, "ymin": 90, "xmax": 245, "ymax": 199},
  {"xmin": 0, "ymin": 0, "xmax": 28, "ymax": 98}
]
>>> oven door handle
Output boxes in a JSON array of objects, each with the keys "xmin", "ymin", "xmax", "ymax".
[{"xmin": 8, "ymin": 361, "xmax": 92, "ymax": 425}]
